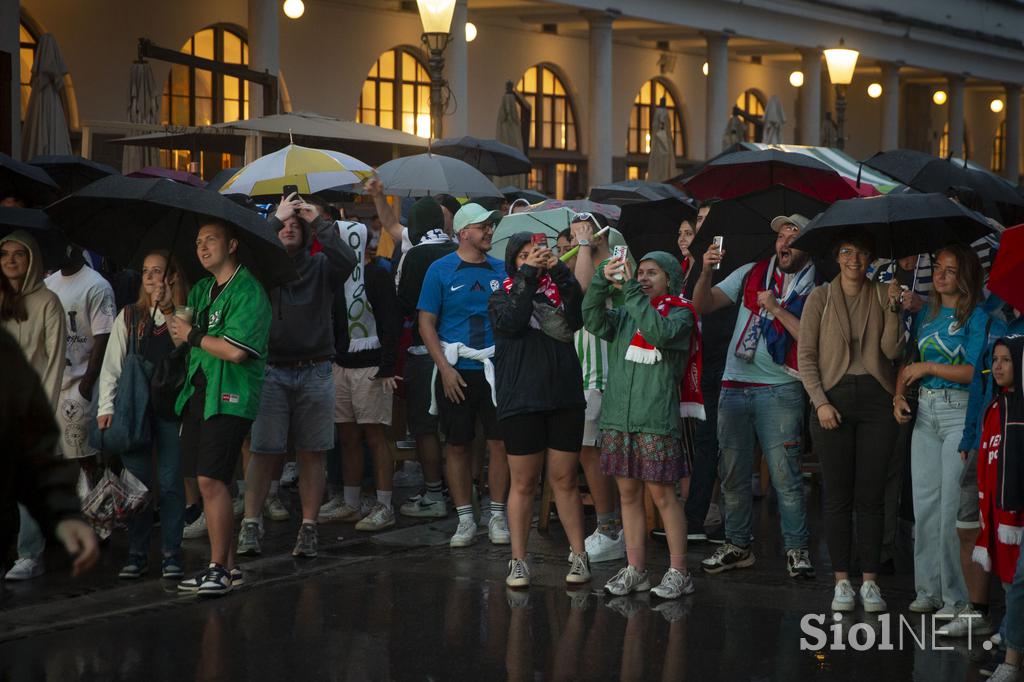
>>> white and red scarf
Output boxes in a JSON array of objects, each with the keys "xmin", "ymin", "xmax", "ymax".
[
  {"xmin": 502, "ymin": 273, "xmax": 562, "ymax": 308},
  {"xmin": 625, "ymin": 294, "xmax": 705, "ymax": 421}
]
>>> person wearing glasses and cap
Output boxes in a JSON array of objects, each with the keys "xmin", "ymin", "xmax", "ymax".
[{"xmin": 417, "ymin": 204, "xmax": 511, "ymax": 549}]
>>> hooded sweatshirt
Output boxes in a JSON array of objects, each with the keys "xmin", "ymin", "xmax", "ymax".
[
  {"xmin": 396, "ymin": 197, "xmax": 457, "ymax": 350},
  {"xmin": 992, "ymin": 336, "xmax": 1024, "ymax": 512},
  {"xmin": 488, "ymin": 231, "xmax": 586, "ymax": 420},
  {"xmin": 265, "ymin": 215, "xmax": 357, "ymax": 364},
  {"xmin": 0, "ymin": 230, "xmax": 66, "ymax": 406}
]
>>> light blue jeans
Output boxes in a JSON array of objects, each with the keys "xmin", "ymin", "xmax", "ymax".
[
  {"xmin": 717, "ymin": 382, "xmax": 810, "ymax": 551},
  {"xmin": 911, "ymin": 386, "xmax": 970, "ymax": 608},
  {"xmin": 15, "ymin": 504, "xmax": 45, "ymax": 560}
]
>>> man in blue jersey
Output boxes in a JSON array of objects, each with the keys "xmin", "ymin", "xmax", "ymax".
[{"xmin": 418, "ymin": 204, "xmax": 511, "ymax": 548}]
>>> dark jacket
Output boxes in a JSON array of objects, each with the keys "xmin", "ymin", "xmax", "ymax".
[
  {"xmin": 266, "ymin": 215, "xmax": 357, "ymax": 364},
  {"xmin": 488, "ymin": 232, "xmax": 586, "ymax": 420},
  {"xmin": 1, "ymin": 327, "xmax": 83, "ymax": 559},
  {"xmin": 397, "ymin": 239, "xmax": 458, "ymax": 347},
  {"xmin": 333, "ymin": 260, "xmax": 402, "ymax": 377},
  {"xmin": 994, "ymin": 336, "xmax": 1024, "ymax": 511}
]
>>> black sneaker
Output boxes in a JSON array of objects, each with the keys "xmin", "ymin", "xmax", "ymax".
[
  {"xmin": 705, "ymin": 525, "xmax": 726, "ymax": 544},
  {"xmin": 786, "ymin": 549, "xmax": 815, "ymax": 579},
  {"xmin": 701, "ymin": 543, "xmax": 755, "ymax": 574}
]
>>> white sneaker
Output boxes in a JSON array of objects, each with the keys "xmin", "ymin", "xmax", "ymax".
[
  {"xmin": 989, "ymin": 663, "xmax": 1024, "ymax": 682},
  {"xmin": 935, "ymin": 606, "xmax": 993, "ymax": 637},
  {"xmin": 182, "ymin": 512, "xmax": 208, "ymax": 539},
  {"xmin": 4, "ymin": 557, "xmax": 44, "ymax": 581},
  {"xmin": 651, "ymin": 568, "xmax": 695, "ymax": 599},
  {"xmin": 604, "ymin": 564, "xmax": 651, "ymax": 596},
  {"xmin": 909, "ymin": 594, "xmax": 941, "ymax": 613},
  {"xmin": 703, "ymin": 502, "xmax": 722, "ymax": 528},
  {"xmin": 317, "ymin": 494, "xmax": 345, "ymax": 521},
  {"xmin": 400, "ymin": 495, "xmax": 447, "ymax": 518},
  {"xmin": 355, "ymin": 503, "xmax": 396, "ymax": 531},
  {"xmin": 831, "ymin": 579, "xmax": 856, "ymax": 612},
  {"xmin": 859, "ymin": 580, "xmax": 887, "ymax": 613},
  {"xmin": 263, "ymin": 495, "xmax": 290, "ymax": 521},
  {"xmin": 935, "ymin": 603, "xmax": 962, "ymax": 620},
  {"xmin": 320, "ymin": 502, "xmax": 362, "ymax": 523},
  {"xmin": 584, "ymin": 526, "xmax": 625, "ymax": 563},
  {"xmin": 450, "ymin": 518, "xmax": 478, "ymax": 547},
  {"xmin": 566, "ymin": 551, "xmax": 592, "ymax": 584},
  {"xmin": 232, "ymin": 497, "xmax": 244, "ymax": 518},
  {"xmin": 506, "ymin": 558, "xmax": 530, "ymax": 588},
  {"xmin": 488, "ymin": 514, "xmax": 511, "ymax": 545},
  {"xmin": 280, "ymin": 462, "xmax": 298, "ymax": 487}
]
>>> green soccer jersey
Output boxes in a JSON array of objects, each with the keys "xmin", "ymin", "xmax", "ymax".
[{"xmin": 175, "ymin": 265, "xmax": 271, "ymax": 420}]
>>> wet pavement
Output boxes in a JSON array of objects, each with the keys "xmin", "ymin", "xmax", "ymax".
[{"xmin": 0, "ymin": 482, "xmax": 999, "ymax": 681}]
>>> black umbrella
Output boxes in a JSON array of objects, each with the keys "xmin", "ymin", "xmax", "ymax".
[
  {"xmin": 432, "ymin": 136, "xmax": 532, "ymax": 176},
  {"xmin": 28, "ymin": 155, "xmax": 119, "ymax": 195},
  {"xmin": 617, "ymin": 198, "xmax": 697, "ymax": 260},
  {"xmin": 791, "ymin": 192, "xmax": 996, "ymax": 260},
  {"xmin": 205, "ymin": 166, "xmax": 242, "ymax": 193},
  {"xmin": 0, "ymin": 152, "xmax": 59, "ymax": 206},
  {"xmin": 690, "ymin": 186, "xmax": 830, "ymax": 278},
  {"xmin": 589, "ymin": 180, "xmax": 692, "ymax": 207},
  {"xmin": 965, "ymin": 166, "xmax": 1024, "ymax": 225},
  {"xmin": 0, "ymin": 206, "xmax": 68, "ymax": 270},
  {"xmin": 499, "ymin": 186, "xmax": 547, "ymax": 203},
  {"xmin": 46, "ymin": 175, "xmax": 297, "ymax": 290}
]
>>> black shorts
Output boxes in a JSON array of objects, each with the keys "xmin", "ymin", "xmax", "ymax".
[
  {"xmin": 404, "ymin": 352, "xmax": 439, "ymax": 436},
  {"xmin": 499, "ymin": 407, "xmax": 585, "ymax": 456},
  {"xmin": 435, "ymin": 369, "xmax": 499, "ymax": 446},
  {"xmin": 180, "ymin": 388, "xmax": 252, "ymax": 485}
]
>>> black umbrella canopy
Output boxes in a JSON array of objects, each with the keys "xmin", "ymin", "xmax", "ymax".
[
  {"xmin": 965, "ymin": 167, "xmax": 1024, "ymax": 225},
  {"xmin": 617, "ymin": 198, "xmax": 697, "ymax": 259},
  {"xmin": 432, "ymin": 136, "xmax": 532, "ymax": 176},
  {"xmin": 205, "ymin": 166, "xmax": 242, "ymax": 193},
  {"xmin": 589, "ymin": 180, "xmax": 692, "ymax": 207},
  {"xmin": 46, "ymin": 176, "xmax": 297, "ymax": 290},
  {"xmin": 28, "ymin": 155, "xmax": 119, "ymax": 195},
  {"xmin": 791, "ymin": 192, "xmax": 997, "ymax": 260},
  {"xmin": 0, "ymin": 206, "xmax": 68, "ymax": 270},
  {"xmin": 0, "ymin": 152, "xmax": 60, "ymax": 207},
  {"xmin": 499, "ymin": 186, "xmax": 547, "ymax": 203}
]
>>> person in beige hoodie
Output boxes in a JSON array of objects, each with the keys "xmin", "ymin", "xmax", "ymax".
[{"xmin": 1, "ymin": 229, "xmax": 67, "ymax": 581}]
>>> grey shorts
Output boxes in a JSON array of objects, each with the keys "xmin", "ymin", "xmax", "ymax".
[
  {"xmin": 404, "ymin": 352, "xmax": 439, "ymax": 436},
  {"xmin": 956, "ymin": 450, "xmax": 980, "ymax": 529},
  {"xmin": 250, "ymin": 361, "xmax": 335, "ymax": 455}
]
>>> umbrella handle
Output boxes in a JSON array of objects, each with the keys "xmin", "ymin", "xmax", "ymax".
[{"xmin": 559, "ymin": 226, "xmax": 611, "ymax": 263}]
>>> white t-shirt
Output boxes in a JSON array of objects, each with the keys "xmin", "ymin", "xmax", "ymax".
[{"xmin": 45, "ymin": 265, "xmax": 116, "ymax": 391}]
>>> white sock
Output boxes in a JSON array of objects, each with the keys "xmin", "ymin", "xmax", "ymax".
[
  {"xmin": 377, "ymin": 490, "xmax": 393, "ymax": 507},
  {"xmin": 344, "ymin": 486, "xmax": 361, "ymax": 509},
  {"xmin": 236, "ymin": 480, "xmax": 246, "ymax": 495},
  {"xmin": 269, "ymin": 480, "xmax": 279, "ymax": 496}
]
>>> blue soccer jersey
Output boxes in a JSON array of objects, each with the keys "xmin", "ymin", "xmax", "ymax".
[{"xmin": 417, "ymin": 252, "xmax": 506, "ymax": 370}]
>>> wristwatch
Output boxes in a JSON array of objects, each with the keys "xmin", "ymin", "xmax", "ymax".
[{"xmin": 577, "ymin": 239, "xmax": 591, "ymax": 247}]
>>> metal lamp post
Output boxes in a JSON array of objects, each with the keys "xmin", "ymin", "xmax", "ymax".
[
  {"xmin": 416, "ymin": 0, "xmax": 456, "ymax": 140},
  {"xmin": 823, "ymin": 39, "xmax": 859, "ymax": 150}
]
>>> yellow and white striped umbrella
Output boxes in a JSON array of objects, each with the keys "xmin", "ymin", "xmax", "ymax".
[{"xmin": 219, "ymin": 144, "xmax": 374, "ymax": 197}]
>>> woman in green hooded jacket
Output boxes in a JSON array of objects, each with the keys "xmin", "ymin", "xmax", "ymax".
[{"xmin": 582, "ymin": 250, "xmax": 697, "ymax": 600}]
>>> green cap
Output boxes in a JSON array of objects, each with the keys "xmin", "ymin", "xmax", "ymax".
[{"xmin": 453, "ymin": 203, "xmax": 502, "ymax": 233}]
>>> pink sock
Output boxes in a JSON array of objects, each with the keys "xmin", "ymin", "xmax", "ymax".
[
  {"xmin": 626, "ymin": 546, "xmax": 645, "ymax": 571},
  {"xmin": 670, "ymin": 554, "xmax": 686, "ymax": 571}
]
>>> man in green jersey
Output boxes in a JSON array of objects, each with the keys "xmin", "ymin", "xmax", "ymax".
[{"xmin": 169, "ymin": 220, "xmax": 270, "ymax": 597}]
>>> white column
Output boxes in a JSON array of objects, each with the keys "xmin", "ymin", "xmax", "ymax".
[
  {"xmin": 798, "ymin": 48, "xmax": 821, "ymax": 147},
  {"xmin": 586, "ymin": 11, "xmax": 614, "ymax": 186},
  {"xmin": 445, "ymin": 0, "xmax": 469, "ymax": 138},
  {"xmin": 880, "ymin": 63, "xmax": 900, "ymax": 151},
  {"xmin": 947, "ymin": 75, "xmax": 965, "ymax": 158},
  {"xmin": 1005, "ymin": 84, "xmax": 1021, "ymax": 182},
  {"xmin": 1, "ymin": 0, "xmax": 20, "ymax": 156},
  {"xmin": 248, "ymin": 0, "xmax": 280, "ymax": 117},
  {"xmin": 704, "ymin": 34, "xmax": 730, "ymax": 158}
]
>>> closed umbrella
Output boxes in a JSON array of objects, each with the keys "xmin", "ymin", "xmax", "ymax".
[
  {"xmin": 220, "ymin": 144, "xmax": 373, "ymax": 198},
  {"xmin": 21, "ymin": 34, "xmax": 72, "ymax": 159},
  {"xmin": 496, "ymin": 85, "xmax": 528, "ymax": 188},
  {"xmin": 988, "ymin": 223, "xmax": 1024, "ymax": 312},
  {"xmin": 790, "ymin": 192, "xmax": 996, "ymax": 260},
  {"xmin": 432, "ymin": 136, "xmax": 531, "ymax": 176},
  {"xmin": 29, "ymin": 155, "xmax": 119, "ymax": 195},
  {"xmin": 762, "ymin": 96, "xmax": 785, "ymax": 145},
  {"xmin": 376, "ymin": 153, "xmax": 501, "ymax": 198},
  {"xmin": 47, "ymin": 175, "xmax": 297, "ymax": 290},
  {"xmin": 0, "ymin": 152, "xmax": 59, "ymax": 206},
  {"xmin": 122, "ymin": 61, "xmax": 161, "ymax": 174},
  {"xmin": 647, "ymin": 104, "xmax": 677, "ymax": 182}
]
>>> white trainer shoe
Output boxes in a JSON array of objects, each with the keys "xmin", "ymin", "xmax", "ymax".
[
  {"xmin": 935, "ymin": 606, "xmax": 993, "ymax": 637},
  {"xmin": 318, "ymin": 494, "xmax": 345, "ymax": 521},
  {"xmin": 566, "ymin": 551, "xmax": 592, "ymax": 584},
  {"xmin": 584, "ymin": 526, "xmax": 626, "ymax": 563},
  {"xmin": 4, "ymin": 557, "xmax": 44, "ymax": 581},
  {"xmin": 859, "ymin": 580, "xmax": 888, "ymax": 614},
  {"xmin": 450, "ymin": 518, "xmax": 478, "ymax": 547},
  {"xmin": 399, "ymin": 495, "xmax": 447, "ymax": 518},
  {"xmin": 263, "ymin": 495, "xmax": 290, "ymax": 521},
  {"xmin": 506, "ymin": 558, "xmax": 530, "ymax": 588},
  {"xmin": 651, "ymin": 568, "xmax": 695, "ymax": 599},
  {"xmin": 831, "ymin": 579, "xmax": 856, "ymax": 612},
  {"xmin": 604, "ymin": 564, "xmax": 651, "ymax": 596},
  {"xmin": 488, "ymin": 514, "xmax": 511, "ymax": 545},
  {"xmin": 280, "ymin": 462, "xmax": 298, "ymax": 487},
  {"xmin": 355, "ymin": 503, "xmax": 396, "ymax": 532},
  {"xmin": 182, "ymin": 512, "xmax": 208, "ymax": 539}
]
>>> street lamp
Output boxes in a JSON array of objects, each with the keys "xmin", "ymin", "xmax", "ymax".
[
  {"xmin": 416, "ymin": 0, "xmax": 456, "ymax": 140},
  {"xmin": 823, "ymin": 39, "xmax": 859, "ymax": 150}
]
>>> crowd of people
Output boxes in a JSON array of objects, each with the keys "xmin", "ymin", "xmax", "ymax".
[{"xmin": 2, "ymin": 176, "xmax": 1024, "ymax": 677}]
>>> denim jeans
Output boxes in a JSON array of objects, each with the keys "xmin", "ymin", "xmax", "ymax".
[
  {"xmin": 717, "ymin": 381, "xmax": 809, "ymax": 551},
  {"xmin": 16, "ymin": 504, "xmax": 45, "ymax": 559},
  {"xmin": 121, "ymin": 417, "xmax": 185, "ymax": 559},
  {"xmin": 911, "ymin": 387, "xmax": 970, "ymax": 608},
  {"xmin": 684, "ymin": 354, "xmax": 724, "ymax": 530}
]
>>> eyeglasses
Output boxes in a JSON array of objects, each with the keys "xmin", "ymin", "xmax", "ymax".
[
  {"xmin": 837, "ymin": 247, "xmax": 871, "ymax": 260},
  {"xmin": 468, "ymin": 222, "xmax": 495, "ymax": 233}
]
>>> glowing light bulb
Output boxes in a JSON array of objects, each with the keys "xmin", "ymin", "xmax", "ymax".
[
  {"xmin": 465, "ymin": 22, "xmax": 477, "ymax": 42},
  {"xmin": 991, "ymin": 98, "xmax": 1005, "ymax": 113},
  {"xmin": 789, "ymin": 71, "xmax": 804, "ymax": 87},
  {"xmin": 932, "ymin": 90, "xmax": 947, "ymax": 105},
  {"xmin": 283, "ymin": 0, "xmax": 304, "ymax": 19},
  {"xmin": 702, "ymin": 62, "xmax": 709, "ymax": 77},
  {"xmin": 867, "ymin": 83, "xmax": 882, "ymax": 98}
]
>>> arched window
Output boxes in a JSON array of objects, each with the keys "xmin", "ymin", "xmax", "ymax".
[
  {"xmin": 516, "ymin": 65, "xmax": 578, "ymax": 152},
  {"xmin": 992, "ymin": 121, "xmax": 1006, "ymax": 173},
  {"xmin": 356, "ymin": 47, "xmax": 431, "ymax": 138},
  {"xmin": 161, "ymin": 26, "xmax": 249, "ymax": 127},
  {"xmin": 937, "ymin": 122, "xmax": 971, "ymax": 161},
  {"xmin": 736, "ymin": 89, "xmax": 766, "ymax": 142},
  {"xmin": 19, "ymin": 20, "xmax": 37, "ymax": 121},
  {"xmin": 627, "ymin": 78, "xmax": 686, "ymax": 158}
]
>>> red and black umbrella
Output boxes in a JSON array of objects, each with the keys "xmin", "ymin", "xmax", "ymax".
[
  {"xmin": 683, "ymin": 149, "xmax": 859, "ymax": 204},
  {"xmin": 988, "ymin": 223, "xmax": 1024, "ymax": 313}
]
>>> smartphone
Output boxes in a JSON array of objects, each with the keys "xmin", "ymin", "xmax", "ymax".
[
  {"xmin": 531, "ymin": 233, "xmax": 548, "ymax": 248},
  {"xmin": 612, "ymin": 245, "xmax": 628, "ymax": 282},
  {"xmin": 712, "ymin": 236, "xmax": 725, "ymax": 271},
  {"xmin": 282, "ymin": 184, "xmax": 300, "ymax": 199}
]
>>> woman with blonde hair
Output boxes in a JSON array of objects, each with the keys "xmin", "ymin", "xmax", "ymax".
[{"xmin": 97, "ymin": 250, "xmax": 190, "ymax": 580}]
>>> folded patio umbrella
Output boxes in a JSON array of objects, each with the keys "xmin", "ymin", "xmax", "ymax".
[
  {"xmin": 684, "ymin": 149, "xmax": 859, "ymax": 204},
  {"xmin": 29, "ymin": 155, "xmax": 119, "ymax": 195},
  {"xmin": 47, "ymin": 175, "xmax": 297, "ymax": 289},
  {"xmin": 0, "ymin": 152, "xmax": 60, "ymax": 206},
  {"xmin": 983, "ymin": 223, "xmax": 1023, "ymax": 313},
  {"xmin": 376, "ymin": 153, "xmax": 501, "ymax": 198},
  {"xmin": 432, "ymin": 136, "xmax": 532, "ymax": 176},
  {"xmin": 20, "ymin": 34, "xmax": 72, "ymax": 160},
  {"xmin": 219, "ymin": 144, "xmax": 373, "ymax": 198}
]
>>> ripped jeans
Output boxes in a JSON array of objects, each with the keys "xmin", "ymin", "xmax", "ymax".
[{"xmin": 718, "ymin": 381, "xmax": 810, "ymax": 551}]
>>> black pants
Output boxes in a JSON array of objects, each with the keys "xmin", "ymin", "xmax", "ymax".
[
  {"xmin": 684, "ymin": 354, "xmax": 724, "ymax": 530},
  {"xmin": 812, "ymin": 374, "xmax": 897, "ymax": 574}
]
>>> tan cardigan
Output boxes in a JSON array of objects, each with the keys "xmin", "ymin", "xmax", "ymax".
[{"xmin": 798, "ymin": 278, "xmax": 903, "ymax": 410}]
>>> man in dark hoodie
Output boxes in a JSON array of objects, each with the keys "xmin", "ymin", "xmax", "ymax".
[
  {"xmin": 237, "ymin": 194, "xmax": 357, "ymax": 559},
  {"xmin": 396, "ymin": 197, "xmax": 458, "ymax": 519}
]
